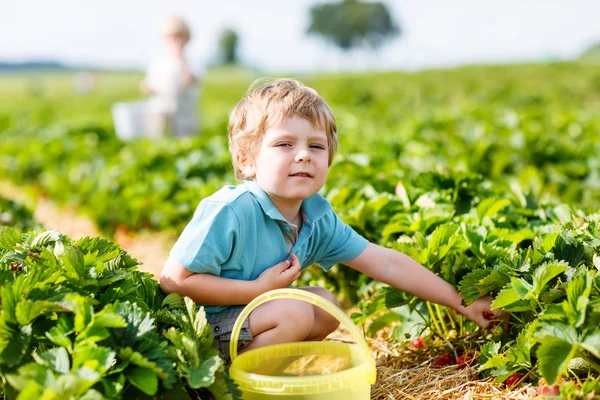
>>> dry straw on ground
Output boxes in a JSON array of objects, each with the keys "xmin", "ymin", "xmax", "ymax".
[{"xmin": 329, "ymin": 326, "xmax": 537, "ymax": 400}]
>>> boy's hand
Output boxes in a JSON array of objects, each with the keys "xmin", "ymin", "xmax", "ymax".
[
  {"xmin": 256, "ymin": 253, "xmax": 301, "ymax": 292},
  {"xmin": 460, "ymin": 296, "xmax": 505, "ymax": 328},
  {"xmin": 139, "ymin": 81, "xmax": 154, "ymax": 96}
]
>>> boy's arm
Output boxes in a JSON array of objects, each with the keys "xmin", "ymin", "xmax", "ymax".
[
  {"xmin": 159, "ymin": 254, "xmax": 301, "ymax": 306},
  {"xmin": 345, "ymin": 243, "xmax": 496, "ymax": 327},
  {"xmin": 160, "ymin": 256, "xmax": 260, "ymax": 305}
]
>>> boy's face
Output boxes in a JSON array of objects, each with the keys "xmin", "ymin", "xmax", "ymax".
[
  {"xmin": 245, "ymin": 115, "xmax": 329, "ymax": 209},
  {"xmin": 163, "ymin": 33, "xmax": 188, "ymax": 53}
]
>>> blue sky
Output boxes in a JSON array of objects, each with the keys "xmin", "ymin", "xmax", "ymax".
[{"xmin": 1, "ymin": 0, "xmax": 599, "ymax": 72}]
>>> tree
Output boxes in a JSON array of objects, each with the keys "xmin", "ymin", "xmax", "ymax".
[
  {"xmin": 218, "ymin": 28, "xmax": 239, "ymax": 65},
  {"xmin": 306, "ymin": 0, "xmax": 400, "ymax": 52}
]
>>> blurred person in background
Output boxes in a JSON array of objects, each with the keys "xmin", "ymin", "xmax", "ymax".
[{"xmin": 140, "ymin": 16, "xmax": 201, "ymax": 138}]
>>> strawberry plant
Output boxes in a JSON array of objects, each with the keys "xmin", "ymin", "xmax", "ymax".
[{"xmin": 0, "ymin": 228, "xmax": 240, "ymax": 399}]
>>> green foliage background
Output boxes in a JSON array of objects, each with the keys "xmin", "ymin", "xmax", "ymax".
[{"xmin": 1, "ymin": 63, "xmax": 600, "ymax": 393}]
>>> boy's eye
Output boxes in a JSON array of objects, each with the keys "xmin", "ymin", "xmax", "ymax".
[
  {"xmin": 310, "ymin": 144, "xmax": 326, "ymax": 150},
  {"xmin": 276, "ymin": 142, "xmax": 292, "ymax": 147}
]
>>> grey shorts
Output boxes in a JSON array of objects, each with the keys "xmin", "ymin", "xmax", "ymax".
[{"xmin": 207, "ymin": 306, "xmax": 253, "ymax": 360}]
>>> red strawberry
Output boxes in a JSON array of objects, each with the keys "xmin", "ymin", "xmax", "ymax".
[
  {"xmin": 411, "ymin": 337, "xmax": 425, "ymax": 349},
  {"xmin": 537, "ymin": 380, "xmax": 560, "ymax": 397},
  {"xmin": 432, "ymin": 353, "xmax": 456, "ymax": 367},
  {"xmin": 504, "ymin": 372, "xmax": 524, "ymax": 386},
  {"xmin": 456, "ymin": 352, "xmax": 477, "ymax": 369}
]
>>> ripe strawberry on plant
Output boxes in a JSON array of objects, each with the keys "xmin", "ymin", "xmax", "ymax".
[
  {"xmin": 537, "ymin": 379, "xmax": 561, "ymax": 397},
  {"xmin": 537, "ymin": 383, "xmax": 560, "ymax": 397},
  {"xmin": 456, "ymin": 351, "xmax": 477, "ymax": 369},
  {"xmin": 411, "ymin": 337, "xmax": 425, "ymax": 349},
  {"xmin": 432, "ymin": 353, "xmax": 455, "ymax": 367},
  {"xmin": 484, "ymin": 311, "xmax": 511, "ymax": 331},
  {"xmin": 504, "ymin": 372, "xmax": 524, "ymax": 386}
]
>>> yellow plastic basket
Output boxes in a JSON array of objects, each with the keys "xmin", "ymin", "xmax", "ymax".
[{"xmin": 229, "ymin": 289, "xmax": 376, "ymax": 399}]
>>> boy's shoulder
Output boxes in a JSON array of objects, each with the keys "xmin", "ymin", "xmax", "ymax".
[
  {"xmin": 199, "ymin": 183, "xmax": 258, "ymax": 218},
  {"xmin": 203, "ymin": 183, "xmax": 251, "ymax": 205}
]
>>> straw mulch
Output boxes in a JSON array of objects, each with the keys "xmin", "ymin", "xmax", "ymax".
[
  {"xmin": 328, "ymin": 326, "xmax": 537, "ymax": 400},
  {"xmin": 369, "ymin": 335, "xmax": 535, "ymax": 399}
]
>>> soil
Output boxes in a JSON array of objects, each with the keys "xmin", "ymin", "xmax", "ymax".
[{"xmin": 0, "ymin": 181, "xmax": 172, "ymax": 280}]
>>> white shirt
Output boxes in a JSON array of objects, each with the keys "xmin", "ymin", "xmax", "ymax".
[{"xmin": 145, "ymin": 53, "xmax": 199, "ymax": 116}]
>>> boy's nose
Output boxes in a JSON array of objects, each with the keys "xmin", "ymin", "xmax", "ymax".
[{"xmin": 295, "ymin": 151, "xmax": 311, "ymax": 163}]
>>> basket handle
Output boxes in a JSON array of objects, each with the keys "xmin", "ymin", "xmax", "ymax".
[{"xmin": 229, "ymin": 289, "xmax": 376, "ymax": 373}]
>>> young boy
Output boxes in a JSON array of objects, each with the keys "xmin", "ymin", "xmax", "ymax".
[
  {"xmin": 140, "ymin": 16, "xmax": 200, "ymax": 138},
  {"xmin": 160, "ymin": 79, "xmax": 498, "ymax": 359}
]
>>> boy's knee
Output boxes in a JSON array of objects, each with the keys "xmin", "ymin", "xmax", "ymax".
[
  {"xmin": 303, "ymin": 287, "xmax": 340, "ymax": 308},
  {"xmin": 300, "ymin": 287, "xmax": 341, "ymax": 337},
  {"xmin": 280, "ymin": 301, "xmax": 315, "ymax": 339}
]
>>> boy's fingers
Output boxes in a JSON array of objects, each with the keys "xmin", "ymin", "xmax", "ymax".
[
  {"xmin": 289, "ymin": 253, "xmax": 300, "ymax": 265},
  {"xmin": 277, "ymin": 260, "xmax": 292, "ymax": 272},
  {"xmin": 479, "ymin": 315, "xmax": 491, "ymax": 329}
]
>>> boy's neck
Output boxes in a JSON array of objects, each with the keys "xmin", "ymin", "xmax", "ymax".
[{"xmin": 269, "ymin": 196, "xmax": 303, "ymax": 226}]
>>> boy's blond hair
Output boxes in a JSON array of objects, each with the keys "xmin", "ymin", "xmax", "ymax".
[
  {"xmin": 161, "ymin": 16, "xmax": 191, "ymax": 42},
  {"xmin": 228, "ymin": 78, "xmax": 338, "ymax": 179}
]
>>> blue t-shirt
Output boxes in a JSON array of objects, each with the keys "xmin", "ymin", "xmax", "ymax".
[{"xmin": 170, "ymin": 179, "xmax": 369, "ymax": 313}]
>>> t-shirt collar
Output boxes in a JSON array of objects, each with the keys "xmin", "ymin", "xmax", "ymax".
[{"xmin": 244, "ymin": 179, "xmax": 331, "ymax": 224}]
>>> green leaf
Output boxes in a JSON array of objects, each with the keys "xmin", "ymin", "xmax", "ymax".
[
  {"xmin": 533, "ymin": 262, "xmax": 568, "ymax": 296},
  {"xmin": 534, "ymin": 321, "xmax": 579, "ymax": 344},
  {"xmin": 593, "ymin": 254, "xmax": 600, "ymax": 271},
  {"xmin": 478, "ymin": 341, "xmax": 501, "ymax": 370},
  {"xmin": 491, "ymin": 285, "xmax": 521, "ymax": 309},
  {"xmin": 366, "ymin": 311, "xmax": 404, "ymax": 336},
  {"xmin": 537, "ymin": 231, "xmax": 560, "ymax": 254},
  {"xmin": 32, "ymin": 347, "xmax": 70, "ymax": 374},
  {"xmin": 72, "ymin": 344, "xmax": 116, "ymax": 374},
  {"xmin": 387, "ymin": 305, "xmax": 427, "ymax": 342},
  {"xmin": 509, "ymin": 323, "xmax": 535, "ymax": 365},
  {"xmin": 60, "ymin": 294, "xmax": 94, "ymax": 333},
  {"xmin": 566, "ymin": 270, "xmax": 593, "ymax": 314},
  {"xmin": 352, "ymin": 287, "xmax": 411, "ymax": 324},
  {"xmin": 78, "ymin": 389, "xmax": 105, "ymax": 400},
  {"xmin": 537, "ymin": 339, "xmax": 574, "ymax": 385},
  {"xmin": 581, "ymin": 332, "xmax": 600, "ymax": 359},
  {"xmin": 77, "ymin": 325, "xmax": 110, "ymax": 343},
  {"xmin": 188, "ymin": 356, "xmax": 222, "ymax": 389},
  {"xmin": 31, "ymin": 230, "xmax": 62, "ymax": 247},
  {"xmin": 426, "ymin": 224, "xmax": 460, "ymax": 265},
  {"xmin": 1, "ymin": 325, "xmax": 32, "ymax": 367},
  {"xmin": 92, "ymin": 309, "xmax": 127, "ymax": 328},
  {"xmin": 458, "ymin": 268, "xmax": 490, "ymax": 305},
  {"xmin": 45, "ymin": 314, "xmax": 74, "ymax": 349},
  {"xmin": 511, "ymin": 277, "xmax": 533, "ymax": 299},
  {"xmin": 0, "ymin": 227, "xmax": 21, "ymax": 251},
  {"xmin": 111, "ymin": 302, "xmax": 156, "ymax": 347},
  {"xmin": 553, "ymin": 233, "xmax": 584, "ymax": 268},
  {"xmin": 126, "ymin": 367, "xmax": 158, "ymax": 396},
  {"xmin": 161, "ymin": 293, "xmax": 185, "ymax": 309},
  {"xmin": 16, "ymin": 300, "xmax": 60, "ymax": 325},
  {"xmin": 427, "ymin": 223, "xmax": 459, "ymax": 252},
  {"xmin": 5, "ymin": 363, "xmax": 52, "ymax": 392},
  {"xmin": 476, "ymin": 198, "xmax": 511, "ymax": 221},
  {"xmin": 478, "ymin": 269, "xmax": 512, "ymax": 294},
  {"xmin": 58, "ymin": 245, "xmax": 86, "ymax": 281}
]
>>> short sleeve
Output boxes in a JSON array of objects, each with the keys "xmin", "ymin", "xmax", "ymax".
[
  {"xmin": 316, "ymin": 211, "xmax": 369, "ymax": 271},
  {"xmin": 170, "ymin": 202, "xmax": 239, "ymax": 275}
]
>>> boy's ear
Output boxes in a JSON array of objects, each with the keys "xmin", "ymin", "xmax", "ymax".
[{"xmin": 236, "ymin": 149, "xmax": 255, "ymax": 178}]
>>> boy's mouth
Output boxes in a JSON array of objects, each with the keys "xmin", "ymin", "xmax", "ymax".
[{"xmin": 289, "ymin": 172, "xmax": 313, "ymax": 178}]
